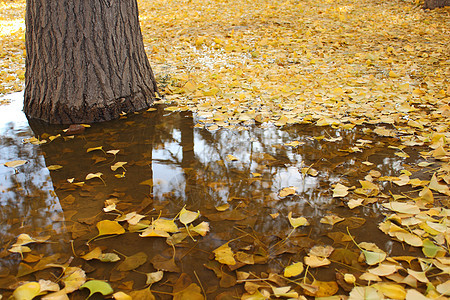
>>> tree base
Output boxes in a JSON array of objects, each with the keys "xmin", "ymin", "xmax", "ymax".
[{"xmin": 24, "ymin": 90, "xmax": 154, "ymax": 124}]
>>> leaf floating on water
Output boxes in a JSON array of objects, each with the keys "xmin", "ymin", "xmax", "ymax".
[
  {"xmin": 12, "ymin": 282, "xmax": 41, "ymax": 300},
  {"xmin": 86, "ymin": 146, "xmax": 104, "ymax": 153},
  {"xmin": 279, "ymin": 186, "xmax": 296, "ymax": 198},
  {"xmin": 283, "ymin": 262, "xmax": 304, "ymax": 277},
  {"xmin": 4, "ymin": 160, "xmax": 27, "ymax": 168},
  {"xmin": 320, "ymin": 215, "xmax": 345, "ymax": 226},
  {"xmin": 226, "ymin": 154, "xmax": 238, "ymax": 161},
  {"xmin": 80, "ymin": 280, "xmax": 114, "ymax": 299},
  {"xmin": 179, "ymin": 207, "xmax": 200, "ymax": 226},
  {"xmin": 111, "ymin": 162, "xmax": 127, "ymax": 171},
  {"xmin": 47, "ymin": 165, "xmax": 63, "ymax": 171},
  {"xmin": 288, "ymin": 212, "xmax": 309, "ymax": 229},
  {"xmin": 107, "ymin": 149, "xmax": 120, "ymax": 155},
  {"xmin": 189, "ymin": 221, "xmax": 210, "ymax": 236},
  {"xmin": 332, "ymin": 183, "xmax": 349, "ymax": 197},
  {"xmin": 113, "ymin": 291, "xmax": 132, "ymax": 300},
  {"xmin": 213, "ymin": 243, "xmax": 236, "ymax": 266},
  {"xmin": 62, "ymin": 267, "xmax": 87, "ymax": 293},
  {"xmin": 145, "ymin": 270, "xmax": 164, "ymax": 285}
]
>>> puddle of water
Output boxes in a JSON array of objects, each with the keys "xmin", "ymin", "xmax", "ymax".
[{"xmin": 0, "ymin": 92, "xmax": 427, "ymax": 297}]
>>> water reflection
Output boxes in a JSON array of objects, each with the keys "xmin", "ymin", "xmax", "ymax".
[{"xmin": 0, "ymin": 92, "xmax": 417, "ymax": 295}]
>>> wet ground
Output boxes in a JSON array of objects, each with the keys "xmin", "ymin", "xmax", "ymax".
[{"xmin": 0, "ymin": 92, "xmax": 436, "ymax": 298}]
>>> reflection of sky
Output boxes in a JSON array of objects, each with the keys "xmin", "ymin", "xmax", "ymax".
[{"xmin": 0, "ymin": 92, "xmax": 63, "ymax": 247}]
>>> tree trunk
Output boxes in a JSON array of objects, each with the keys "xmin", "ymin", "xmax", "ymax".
[
  {"xmin": 24, "ymin": 0, "xmax": 158, "ymax": 124},
  {"xmin": 423, "ymin": 0, "xmax": 450, "ymax": 9}
]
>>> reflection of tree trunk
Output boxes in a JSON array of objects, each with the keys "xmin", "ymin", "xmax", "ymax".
[{"xmin": 181, "ymin": 111, "xmax": 195, "ymax": 168}]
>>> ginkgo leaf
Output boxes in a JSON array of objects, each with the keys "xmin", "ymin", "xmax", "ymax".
[
  {"xmin": 113, "ymin": 291, "xmax": 132, "ymax": 300},
  {"xmin": 107, "ymin": 150, "xmax": 120, "ymax": 155},
  {"xmin": 288, "ymin": 212, "xmax": 309, "ymax": 228},
  {"xmin": 12, "ymin": 282, "xmax": 41, "ymax": 300},
  {"xmin": 382, "ymin": 202, "xmax": 420, "ymax": 214},
  {"xmin": 304, "ymin": 255, "xmax": 331, "ymax": 268},
  {"xmin": 179, "ymin": 207, "xmax": 200, "ymax": 225},
  {"xmin": 271, "ymin": 286, "xmax": 298, "ymax": 298},
  {"xmin": 372, "ymin": 282, "xmax": 406, "ymax": 300},
  {"xmin": 85, "ymin": 172, "xmax": 105, "ymax": 184},
  {"xmin": 283, "ymin": 262, "xmax": 304, "ymax": 277},
  {"xmin": 333, "ymin": 183, "xmax": 349, "ymax": 197},
  {"xmin": 279, "ymin": 187, "xmax": 296, "ymax": 197},
  {"xmin": 146, "ymin": 270, "xmax": 164, "ymax": 285},
  {"xmin": 86, "ymin": 146, "xmax": 103, "ymax": 153},
  {"xmin": 215, "ymin": 203, "xmax": 230, "ymax": 211},
  {"xmin": 117, "ymin": 252, "xmax": 148, "ymax": 271},
  {"xmin": 153, "ymin": 218, "xmax": 179, "ymax": 233},
  {"xmin": 62, "ymin": 267, "xmax": 87, "ymax": 293},
  {"xmin": 140, "ymin": 226, "xmax": 171, "ymax": 238},
  {"xmin": 111, "ymin": 162, "xmax": 127, "ymax": 171},
  {"xmin": 436, "ymin": 280, "xmax": 450, "ymax": 296},
  {"xmin": 47, "ymin": 165, "xmax": 63, "ymax": 171},
  {"xmin": 4, "ymin": 160, "xmax": 27, "ymax": 168},
  {"xmin": 429, "ymin": 173, "xmax": 450, "ymax": 195},
  {"xmin": 368, "ymin": 263, "xmax": 398, "ymax": 276},
  {"xmin": 226, "ymin": 154, "xmax": 238, "ymax": 161},
  {"xmin": 80, "ymin": 280, "xmax": 114, "ymax": 299},
  {"xmin": 96, "ymin": 220, "xmax": 125, "ymax": 237},
  {"xmin": 348, "ymin": 198, "xmax": 364, "ymax": 209},
  {"xmin": 320, "ymin": 215, "xmax": 345, "ymax": 226},
  {"xmin": 348, "ymin": 286, "xmax": 382, "ymax": 300},
  {"xmin": 189, "ymin": 221, "xmax": 210, "ymax": 236},
  {"xmin": 213, "ymin": 243, "xmax": 236, "ymax": 266}
]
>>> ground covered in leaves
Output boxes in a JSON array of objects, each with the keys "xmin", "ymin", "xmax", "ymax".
[{"xmin": 0, "ymin": 0, "xmax": 450, "ymax": 299}]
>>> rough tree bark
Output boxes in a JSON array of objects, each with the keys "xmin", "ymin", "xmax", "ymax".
[
  {"xmin": 24, "ymin": 0, "xmax": 158, "ymax": 124},
  {"xmin": 423, "ymin": 0, "xmax": 450, "ymax": 9}
]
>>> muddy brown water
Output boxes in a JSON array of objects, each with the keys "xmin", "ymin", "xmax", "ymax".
[{"xmin": 0, "ymin": 92, "xmax": 428, "ymax": 298}]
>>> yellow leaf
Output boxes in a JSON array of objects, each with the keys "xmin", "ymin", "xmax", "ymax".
[
  {"xmin": 85, "ymin": 172, "xmax": 103, "ymax": 180},
  {"xmin": 288, "ymin": 212, "xmax": 309, "ymax": 228},
  {"xmin": 348, "ymin": 198, "xmax": 364, "ymax": 209},
  {"xmin": 373, "ymin": 282, "xmax": 406, "ymax": 299},
  {"xmin": 62, "ymin": 267, "xmax": 87, "ymax": 293},
  {"xmin": 429, "ymin": 173, "xmax": 450, "ymax": 195},
  {"xmin": 304, "ymin": 255, "xmax": 331, "ymax": 268},
  {"xmin": 271, "ymin": 286, "xmax": 298, "ymax": 298},
  {"xmin": 189, "ymin": 221, "xmax": 210, "ymax": 236},
  {"xmin": 320, "ymin": 215, "xmax": 344, "ymax": 226},
  {"xmin": 47, "ymin": 165, "xmax": 63, "ymax": 171},
  {"xmin": 12, "ymin": 282, "xmax": 41, "ymax": 300},
  {"xmin": 283, "ymin": 262, "xmax": 304, "ymax": 277},
  {"xmin": 111, "ymin": 162, "xmax": 127, "ymax": 171},
  {"xmin": 86, "ymin": 146, "xmax": 103, "ymax": 153},
  {"xmin": 226, "ymin": 154, "xmax": 238, "ymax": 161},
  {"xmin": 279, "ymin": 187, "xmax": 296, "ymax": 198},
  {"xmin": 382, "ymin": 202, "xmax": 420, "ymax": 214},
  {"xmin": 140, "ymin": 226, "xmax": 170, "ymax": 238},
  {"xmin": 213, "ymin": 243, "xmax": 236, "ymax": 266},
  {"xmin": 113, "ymin": 291, "xmax": 132, "ymax": 300},
  {"xmin": 179, "ymin": 207, "xmax": 200, "ymax": 225},
  {"xmin": 4, "ymin": 160, "xmax": 27, "ymax": 168},
  {"xmin": 96, "ymin": 220, "xmax": 125, "ymax": 237},
  {"xmin": 344, "ymin": 274, "xmax": 356, "ymax": 284},
  {"xmin": 368, "ymin": 263, "xmax": 398, "ymax": 276},
  {"xmin": 153, "ymin": 218, "xmax": 179, "ymax": 233},
  {"xmin": 215, "ymin": 203, "xmax": 230, "ymax": 211}
]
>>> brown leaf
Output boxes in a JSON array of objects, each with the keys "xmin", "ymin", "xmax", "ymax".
[{"xmin": 116, "ymin": 252, "xmax": 147, "ymax": 272}]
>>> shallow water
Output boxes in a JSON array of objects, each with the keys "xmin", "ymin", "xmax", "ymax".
[{"xmin": 0, "ymin": 92, "xmax": 426, "ymax": 298}]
